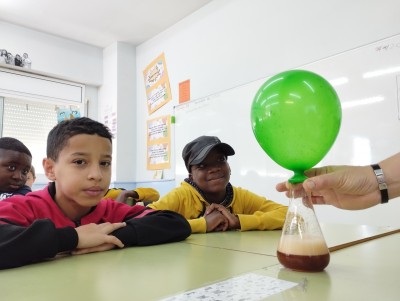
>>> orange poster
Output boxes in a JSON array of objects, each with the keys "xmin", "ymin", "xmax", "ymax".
[
  {"xmin": 143, "ymin": 53, "xmax": 172, "ymax": 114},
  {"xmin": 179, "ymin": 79, "xmax": 190, "ymax": 103}
]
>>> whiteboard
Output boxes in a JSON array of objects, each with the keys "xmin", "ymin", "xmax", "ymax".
[{"xmin": 174, "ymin": 34, "xmax": 400, "ymax": 227}]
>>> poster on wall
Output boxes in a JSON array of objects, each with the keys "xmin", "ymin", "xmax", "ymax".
[
  {"xmin": 102, "ymin": 104, "xmax": 117, "ymax": 138},
  {"xmin": 146, "ymin": 115, "xmax": 171, "ymax": 170},
  {"xmin": 143, "ymin": 53, "xmax": 172, "ymax": 115},
  {"xmin": 179, "ymin": 79, "xmax": 191, "ymax": 103},
  {"xmin": 56, "ymin": 106, "xmax": 81, "ymax": 123}
]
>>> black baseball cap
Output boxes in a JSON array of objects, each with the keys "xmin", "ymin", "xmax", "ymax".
[{"xmin": 182, "ymin": 136, "xmax": 235, "ymax": 171}]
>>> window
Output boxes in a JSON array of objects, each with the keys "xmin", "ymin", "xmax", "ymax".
[
  {"xmin": 0, "ymin": 97, "xmax": 81, "ymax": 185},
  {"xmin": 0, "ymin": 69, "xmax": 85, "ymax": 186}
]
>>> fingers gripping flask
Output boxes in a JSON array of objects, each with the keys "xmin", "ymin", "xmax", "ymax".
[{"xmin": 277, "ymin": 187, "xmax": 330, "ymax": 272}]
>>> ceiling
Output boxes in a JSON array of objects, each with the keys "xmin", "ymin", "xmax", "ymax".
[{"xmin": 0, "ymin": 0, "xmax": 213, "ymax": 48}]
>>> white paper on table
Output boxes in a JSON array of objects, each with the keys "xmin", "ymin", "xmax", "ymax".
[{"xmin": 160, "ymin": 272, "xmax": 298, "ymax": 301}]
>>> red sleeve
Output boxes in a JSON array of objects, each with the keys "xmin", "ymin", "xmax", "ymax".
[{"xmin": 96, "ymin": 198, "xmax": 155, "ymax": 222}]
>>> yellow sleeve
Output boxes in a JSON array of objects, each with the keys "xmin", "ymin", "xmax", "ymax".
[
  {"xmin": 104, "ymin": 188, "xmax": 123, "ymax": 200},
  {"xmin": 134, "ymin": 187, "xmax": 160, "ymax": 202},
  {"xmin": 232, "ymin": 187, "xmax": 288, "ymax": 231},
  {"xmin": 104, "ymin": 187, "xmax": 159, "ymax": 202},
  {"xmin": 148, "ymin": 184, "xmax": 207, "ymax": 233},
  {"xmin": 188, "ymin": 218, "xmax": 207, "ymax": 234},
  {"xmin": 148, "ymin": 188, "xmax": 183, "ymax": 212}
]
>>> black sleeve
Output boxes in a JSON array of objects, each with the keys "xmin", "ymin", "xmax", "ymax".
[
  {"xmin": 0, "ymin": 219, "xmax": 78, "ymax": 269},
  {"xmin": 112, "ymin": 210, "xmax": 191, "ymax": 246},
  {"xmin": 14, "ymin": 185, "xmax": 32, "ymax": 196}
]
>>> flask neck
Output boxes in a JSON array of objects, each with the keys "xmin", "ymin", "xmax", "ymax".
[{"xmin": 288, "ymin": 187, "xmax": 314, "ymax": 210}]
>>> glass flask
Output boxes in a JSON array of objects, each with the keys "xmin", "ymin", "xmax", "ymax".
[{"xmin": 277, "ymin": 186, "xmax": 330, "ymax": 272}]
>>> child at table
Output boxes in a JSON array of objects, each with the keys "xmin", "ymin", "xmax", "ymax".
[
  {"xmin": 0, "ymin": 137, "xmax": 32, "ymax": 200},
  {"xmin": 0, "ymin": 117, "xmax": 190, "ymax": 269},
  {"xmin": 148, "ymin": 135, "xmax": 287, "ymax": 233}
]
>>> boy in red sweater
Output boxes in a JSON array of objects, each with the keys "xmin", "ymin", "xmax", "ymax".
[{"xmin": 0, "ymin": 117, "xmax": 190, "ymax": 269}]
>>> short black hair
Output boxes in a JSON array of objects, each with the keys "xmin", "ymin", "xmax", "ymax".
[
  {"xmin": 47, "ymin": 117, "xmax": 113, "ymax": 161},
  {"xmin": 0, "ymin": 137, "xmax": 32, "ymax": 157}
]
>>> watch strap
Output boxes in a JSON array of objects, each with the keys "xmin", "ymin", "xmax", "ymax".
[{"xmin": 371, "ymin": 164, "xmax": 389, "ymax": 204}]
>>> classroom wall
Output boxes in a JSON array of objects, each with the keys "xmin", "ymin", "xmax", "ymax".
[
  {"xmin": 0, "ymin": 21, "xmax": 103, "ymax": 85},
  {"xmin": 98, "ymin": 42, "xmax": 137, "ymax": 185},
  {"xmin": 135, "ymin": 0, "xmax": 400, "ymax": 193},
  {"xmin": 0, "ymin": 20, "xmax": 102, "ymax": 122}
]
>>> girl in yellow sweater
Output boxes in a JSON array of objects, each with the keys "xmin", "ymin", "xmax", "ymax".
[{"xmin": 149, "ymin": 136, "xmax": 287, "ymax": 233}]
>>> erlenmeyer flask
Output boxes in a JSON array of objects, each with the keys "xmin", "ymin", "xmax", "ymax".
[{"xmin": 277, "ymin": 186, "xmax": 330, "ymax": 272}]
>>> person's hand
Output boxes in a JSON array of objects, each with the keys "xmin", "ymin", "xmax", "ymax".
[
  {"xmin": 276, "ymin": 165, "xmax": 381, "ymax": 210},
  {"xmin": 115, "ymin": 190, "xmax": 139, "ymax": 204},
  {"xmin": 204, "ymin": 210, "xmax": 229, "ymax": 232},
  {"xmin": 73, "ymin": 222, "xmax": 126, "ymax": 255},
  {"xmin": 205, "ymin": 203, "xmax": 240, "ymax": 230}
]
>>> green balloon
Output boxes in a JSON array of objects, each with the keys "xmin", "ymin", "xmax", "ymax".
[{"xmin": 251, "ymin": 70, "xmax": 342, "ymax": 183}]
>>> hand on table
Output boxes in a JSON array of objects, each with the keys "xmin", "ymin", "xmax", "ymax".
[
  {"xmin": 205, "ymin": 203, "xmax": 240, "ymax": 231},
  {"xmin": 204, "ymin": 209, "xmax": 229, "ymax": 232},
  {"xmin": 73, "ymin": 222, "xmax": 126, "ymax": 255}
]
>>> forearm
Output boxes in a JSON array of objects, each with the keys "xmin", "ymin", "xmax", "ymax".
[
  {"xmin": 112, "ymin": 210, "xmax": 191, "ymax": 246},
  {"xmin": 238, "ymin": 208, "xmax": 287, "ymax": 231},
  {"xmin": 135, "ymin": 187, "xmax": 160, "ymax": 202},
  {"xmin": 114, "ymin": 190, "xmax": 138, "ymax": 203},
  {"xmin": 188, "ymin": 218, "xmax": 207, "ymax": 233},
  {"xmin": 379, "ymin": 152, "xmax": 400, "ymax": 200},
  {"xmin": 0, "ymin": 220, "xmax": 78, "ymax": 269}
]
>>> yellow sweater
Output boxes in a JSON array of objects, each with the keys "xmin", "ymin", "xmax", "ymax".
[
  {"xmin": 148, "ymin": 181, "xmax": 287, "ymax": 233},
  {"xmin": 104, "ymin": 187, "xmax": 160, "ymax": 202}
]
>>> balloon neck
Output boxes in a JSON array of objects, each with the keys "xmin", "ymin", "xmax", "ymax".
[{"xmin": 288, "ymin": 171, "xmax": 307, "ymax": 184}]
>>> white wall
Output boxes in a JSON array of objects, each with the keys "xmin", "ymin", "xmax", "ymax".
[
  {"xmin": 0, "ymin": 21, "xmax": 102, "ymax": 121},
  {"xmin": 99, "ymin": 42, "xmax": 137, "ymax": 184},
  {"xmin": 135, "ymin": 0, "xmax": 400, "ymax": 185},
  {"xmin": 0, "ymin": 21, "xmax": 103, "ymax": 86},
  {"xmin": 115, "ymin": 43, "xmax": 137, "ymax": 183},
  {"xmin": 98, "ymin": 43, "xmax": 118, "ymax": 182}
]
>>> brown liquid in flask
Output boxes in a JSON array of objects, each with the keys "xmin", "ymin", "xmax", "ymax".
[{"xmin": 277, "ymin": 188, "xmax": 330, "ymax": 272}]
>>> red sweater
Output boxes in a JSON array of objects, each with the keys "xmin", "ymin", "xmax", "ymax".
[{"xmin": 0, "ymin": 183, "xmax": 190, "ymax": 269}]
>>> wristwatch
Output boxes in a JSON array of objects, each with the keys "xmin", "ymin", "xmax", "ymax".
[{"xmin": 371, "ymin": 164, "xmax": 389, "ymax": 204}]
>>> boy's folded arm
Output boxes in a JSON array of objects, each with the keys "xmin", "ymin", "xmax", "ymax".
[
  {"xmin": 0, "ymin": 219, "xmax": 78, "ymax": 270},
  {"xmin": 112, "ymin": 210, "xmax": 191, "ymax": 246}
]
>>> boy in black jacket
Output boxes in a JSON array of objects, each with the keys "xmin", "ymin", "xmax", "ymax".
[
  {"xmin": 0, "ymin": 117, "xmax": 190, "ymax": 269},
  {"xmin": 0, "ymin": 137, "xmax": 32, "ymax": 200}
]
